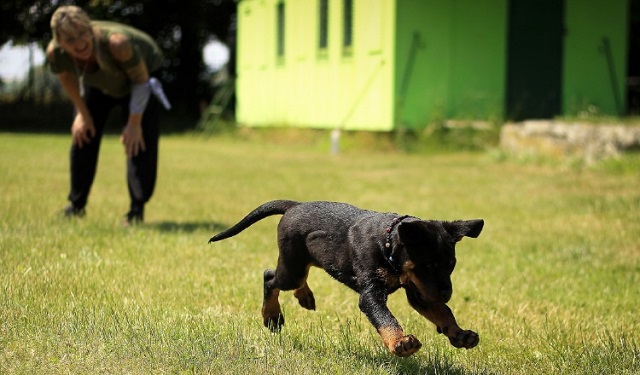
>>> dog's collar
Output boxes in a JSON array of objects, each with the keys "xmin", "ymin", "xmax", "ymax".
[{"xmin": 383, "ymin": 215, "xmax": 410, "ymax": 273}]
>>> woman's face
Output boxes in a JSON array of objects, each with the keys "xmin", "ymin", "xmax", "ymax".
[{"xmin": 57, "ymin": 24, "xmax": 93, "ymax": 60}]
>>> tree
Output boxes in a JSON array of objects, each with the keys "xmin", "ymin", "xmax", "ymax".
[{"xmin": 1, "ymin": 0, "xmax": 237, "ymax": 124}]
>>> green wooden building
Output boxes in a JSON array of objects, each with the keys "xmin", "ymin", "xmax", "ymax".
[{"xmin": 234, "ymin": 0, "xmax": 636, "ymax": 131}]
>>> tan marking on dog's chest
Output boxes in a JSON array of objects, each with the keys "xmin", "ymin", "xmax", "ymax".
[
  {"xmin": 376, "ymin": 260, "xmax": 416, "ymax": 291},
  {"xmin": 399, "ymin": 260, "xmax": 415, "ymax": 286},
  {"xmin": 376, "ymin": 268, "xmax": 400, "ymax": 289}
]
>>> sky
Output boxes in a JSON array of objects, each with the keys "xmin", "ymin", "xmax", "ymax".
[
  {"xmin": 0, "ymin": 39, "xmax": 229, "ymax": 82},
  {"xmin": 0, "ymin": 42, "xmax": 46, "ymax": 81}
]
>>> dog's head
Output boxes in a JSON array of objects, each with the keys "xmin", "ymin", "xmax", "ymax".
[{"xmin": 395, "ymin": 219, "xmax": 483, "ymax": 305}]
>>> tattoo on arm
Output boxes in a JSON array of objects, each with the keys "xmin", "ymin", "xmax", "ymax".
[{"xmin": 109, "ymin": 33, "xmax": 149, "ymax": 84}]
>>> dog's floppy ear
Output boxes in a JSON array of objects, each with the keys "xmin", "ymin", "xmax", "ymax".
[{"xmin": 444, "ymin": 219, "xmax": 484, "ymax": 242}]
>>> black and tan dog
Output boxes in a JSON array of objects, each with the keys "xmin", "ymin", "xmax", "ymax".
[{"xmin": 209, "ymin": 200, "xmax": 484, "ymax": 357}]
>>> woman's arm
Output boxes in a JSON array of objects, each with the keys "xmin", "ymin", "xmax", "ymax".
[
  {"xmin": 47, "ymin": 43, "xmax": 95, "ymax": 147},
  {"xmin": 109, "ymin": 33, "xmax": 149, "ymax": 157}
]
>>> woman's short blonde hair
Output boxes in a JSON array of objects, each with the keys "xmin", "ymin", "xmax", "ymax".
[{"xmin": 50, "ymin": 5, "xmax": 92, "ymax": 43}]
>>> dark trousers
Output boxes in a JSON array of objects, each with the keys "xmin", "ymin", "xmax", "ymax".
[{"xmin": 68, "ymin": 86, "xmax": 160, "ymax": 211}]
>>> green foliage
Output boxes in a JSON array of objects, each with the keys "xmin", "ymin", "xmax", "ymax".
[
  {"xmin": 197, "ymin": 123, "xmax": 501, "ymax": 155},
  {"xmin": 403, "ymin": 122, "xmax": 501, "ymax": 154},
  {"xmin": 1, "ymin": 132, "xmax": 638, "ymax": 374},
  {"xmin": 0, "ymin": 98, "xmax": 73, "ymax": 133}
]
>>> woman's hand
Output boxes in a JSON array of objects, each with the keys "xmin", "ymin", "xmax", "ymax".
[
  {"xmin": 71, "ymin": 112, "xmax": 96, "ymax": 148},
  {"xmin": 120, "ymin": 115, "xmax": 145, "ymax": 158}
]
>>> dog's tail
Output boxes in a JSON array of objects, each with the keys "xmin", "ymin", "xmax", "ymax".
[{"xmin": 208, "ymin": 200, "xmax": 300, "ymax": 243}]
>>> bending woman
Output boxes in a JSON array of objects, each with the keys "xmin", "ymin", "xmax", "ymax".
[{"xmin": 47, "ymin": 5, "xmax": 169, "ymax": 225}]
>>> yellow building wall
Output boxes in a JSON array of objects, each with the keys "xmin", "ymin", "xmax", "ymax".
[{"xmin": 236, "ymin": 0, "xmax": 396, "ymax": 131}]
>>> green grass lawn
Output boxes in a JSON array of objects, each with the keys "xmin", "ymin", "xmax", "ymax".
[{"xmin": 1, "ymin": 131, "xmax": 638, "ymax": 374}]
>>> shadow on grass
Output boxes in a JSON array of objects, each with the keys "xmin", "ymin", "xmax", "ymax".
[
  {"xmin": 284, "ymin": 318, "xmax": 494, "ymax": 375},
  {"xmin": 348, "ymin": 347, "xmax": 492, "ymax": 375},
  {"xmin": 147, "ymin": 220, "xmax": 227, "ymax": 234}
]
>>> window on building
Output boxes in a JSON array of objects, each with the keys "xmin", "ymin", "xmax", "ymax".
[
  {"xmin": 343, "ymin": 0, "xmax": 353, "ymax": 54},
  {"xmin": 319, "ymin": 0, "xmax": 329, "ymax": 51},
  {"xmin": 276, "ymin": 1, "xmax": 285, "ymax": 59}
]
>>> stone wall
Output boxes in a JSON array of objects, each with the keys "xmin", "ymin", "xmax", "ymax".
[{"xmin": 500, "ymin": 120, "xmax": 640, "ymax": 164}]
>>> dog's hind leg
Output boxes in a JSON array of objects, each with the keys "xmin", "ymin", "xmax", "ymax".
[
  {"xmin": 263, "ymin": 246, "xmax": 316, "ymax": 331},
  {"xmin": 262, "ymin": 263, "xmax": 315, "ymax": 331},
  {"xmin": 293, "ymin": 279, "xmax": 316, "ymax": 311},
  {"xmin": 262, "ymin": 269, "xmax": 284, "ymax": 331},
  {"xmin": 288, "ymin": 262, "xmax": 315, "ymax": 310}
]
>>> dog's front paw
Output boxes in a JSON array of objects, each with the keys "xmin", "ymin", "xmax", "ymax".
[
  {"xmin": 447, "ymin": 329, "xmax": 479, "ymax": 349},
  {"xmin": 392, "ymin": 334, "xmax": 422, "ymax": 357}
]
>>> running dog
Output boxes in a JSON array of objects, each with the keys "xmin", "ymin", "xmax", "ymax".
[{"xmin": 209, "ymin": 200, "xmax": 484, "ymax": 357}]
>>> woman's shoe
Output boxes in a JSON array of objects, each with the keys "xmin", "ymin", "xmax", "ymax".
[
  {"xmin": 123, "ymin": 208, "xmax": 144, "ymax": 226},
  {"xmin": 62, "ymin": 204, "xmax": 86, "ymax": 218}
]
